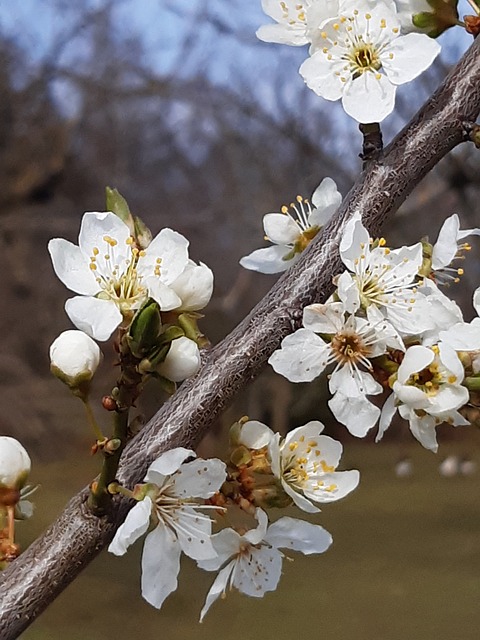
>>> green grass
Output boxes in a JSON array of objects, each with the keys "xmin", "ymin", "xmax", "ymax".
[{"xmin": 17, "ymin": 437, "xmax": 480, "ymax": 640}]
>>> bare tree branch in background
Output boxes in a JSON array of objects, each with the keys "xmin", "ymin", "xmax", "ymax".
[{"xmin": 1, "ymin": 34, "xmax": 480, "ymax": 639}]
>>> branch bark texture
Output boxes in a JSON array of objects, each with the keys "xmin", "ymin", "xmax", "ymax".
[{"xmin": 2, "ymin": 38, "xmax": 480, "ymax": 638}]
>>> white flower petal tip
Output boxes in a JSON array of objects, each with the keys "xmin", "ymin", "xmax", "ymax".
[{"xmin": 0, "ymin": 437, "xmax": 31, "ymax": 490}]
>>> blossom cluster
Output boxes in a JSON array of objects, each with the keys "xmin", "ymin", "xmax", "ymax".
[
  {"xmin": 261, "ymin": 209, "xmax": 480, "ymax": 452},
  {"xmin": 257, "ymin": 0, "xmax": 449, "ymax": 122},
  {"xmin": 48, "ymin": 207, "xmax": 214, "ymax": 393},
  {"xmin": 108, "ymin": 419, "xmax": 359, "ymax": 620}
]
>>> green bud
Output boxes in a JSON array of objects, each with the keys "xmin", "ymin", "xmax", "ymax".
[
  {"xmin": 413, "ymin": 0, "xmax": 458, "ymax": 38},
  {"xmin": 105, "ymin": 187, "xmax": 135, "ymax": 233},
  {"xmin": 134, "ymin": 215, "xmax": 153, "ymax": 249},
  {"xmin": 138, "ymin": 344, "xmax": 171, "ymax": 374},
  {"xmin": 156, "ymin": 325, "xmax": 185, "ymax": 346},
  {"xmin": 128, "ymin": 299, "xmax": 161, "ymax": 357},
  {"xmin": 230, "ymin": 445, "xmax": 252, "ymax": 468}
]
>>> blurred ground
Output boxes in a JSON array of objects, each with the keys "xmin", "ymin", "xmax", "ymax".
[{"xmin": 17, "ymin": 438, "xmax": 480, "ymax": 640}]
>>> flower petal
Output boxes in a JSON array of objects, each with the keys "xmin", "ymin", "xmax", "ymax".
[
  {"xmin": 140, "ymin": 228, "xmax": 189, "ymax": 285},
  {"xmin": 141, "ymin": 524, "xmax": 181, "ymax": 609},
  {"xmin": 309, "ymin": 177, "xmax": 342, "ymax": 226},
  {"xmin": 268, "ymin": 328, "xmax": 329, "ymax": 382},
  {"xmin": 342, "ymin": 72, "xmax": 396, "ymax": 124},
  {"xmin": 265, "ymin": 517, "xmax": 332, "ymax": 555},
  {"xmin": 173, "ymin": 458, "xmax": 226, "ymax": 498},
  {"xmin": 145, "ymin": 278, "xmax": 182, "ymax": 311},
  {"xmin": 382, "ymin": 33, "xmax": 440, "ymax": 85},
  {"xmin": 239, "ymin": 421, "xmax": 275, "ymax": 449},
  {"xmin": 108, "ymin": 498, "xmax": 152, "ymax": 556},
  {"xmin": 239, "ymin": 245, "xmax": 293, "ymax": 274},
  {"xmin": 232, "ymin": 547, "xmax": 283, "ymax": 597},
  {"xmin": 145, "ymin": 447, "xmax": 196, "ymax": 480},
  {"xmin": 199, "ymin": 563, "xmax": 234, "ymax": 622},
  {"xmin": 169, "ymin": 261, "xmax": 213, "ymax": 311},
  {"xmin": 264, "ymin": 213, "xmax": 301, "ymax": 245},
  {"xmin": 48, "ymin": 238, "xmax": 99, "ymax": 296},
  {"xmin": 65, "ymin": 296, "xmax": 122, "ymax": 341}
]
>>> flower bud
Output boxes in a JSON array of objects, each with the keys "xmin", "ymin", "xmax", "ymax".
[
  {"xmin": 156, "ymin": 337, "xmax": 200, "ymax": 382},
  {"xmin": 50, "ymin": 330, "xmax": 102, "ymax": 395},
  {"xmin": 0, "ymin": 437, "xmax": 31, "ymax": 491}
]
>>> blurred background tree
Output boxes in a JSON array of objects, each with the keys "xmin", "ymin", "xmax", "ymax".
[{"xmin": 0, "ymin": 0, "xmax": 479, "ymax": 453}]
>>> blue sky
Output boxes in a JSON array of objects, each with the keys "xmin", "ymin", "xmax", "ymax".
[{"xmin": 0, "ymin": 0, "xmax": 474, "ymax": 140}]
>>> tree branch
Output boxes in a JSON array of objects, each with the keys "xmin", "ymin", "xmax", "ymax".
[{"xmin": 2, "ymin": 36, "xmax": 480, "ymax": 638}]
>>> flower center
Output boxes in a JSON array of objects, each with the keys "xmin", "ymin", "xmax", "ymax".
[
  {"xmin": 405, "ymin": 351, "xmax": 457, "ymax": 397},
  {"xmin": 89, "ymin": 235, "xmax": 157, "ymax": 315},
  {"xmin": 349, "ymin": 42, "xmax": 381, "ymax": 77},
  {"xmin": 279, "ymin": 196, "xmax": 320, "ymax": 261},
  {"xmin": 331, "ymin": 329, "xmax": 371, "ymax": 367}
]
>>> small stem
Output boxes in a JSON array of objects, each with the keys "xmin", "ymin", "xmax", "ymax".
[
  {"xmin": 7, "ymin": 507, "xmax": 14, "ymax": 545},
  {"xmin": 82, "ymin": 399, "xmax": 105, "ymax": 442},
  {"xmin": 108, "ymin": 482, "xmax": 135, "ymax": 499}
]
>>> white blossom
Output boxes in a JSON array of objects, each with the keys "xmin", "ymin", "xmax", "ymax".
[
  {"xmin": 256, "ymin": 0, "xmax": 317, "ymax": 45},
  {"xmin": 377, "ymin": 344, "xmax": 469, "ymax": 451},
  {"xmin": 48, "ymin": 212, "xmax": 191, "ymax": 340},
  {"xmin": 416, "ymin": 279, "xmax": 463, "ymax": 347},
  {"xmin": 49, "ymin": 330, "xmax": 102, "ymax": 386},
  {"xmin": 337, "ymin": 212, "xmax": 433, "ymax": 335},
  {"xmin": 430, "ymin": 214, "xmax": 480, "ymax": 284},
  {"xmin": 0, "ymin": 437, "xmax": 31, "ymax": 490},
  {"xmin": 242, "ymin": 420, "xmax": 359, "ymax": 512},
  {"xmin": 108, "ymin": 447, "xmax": 226, "ymax": 610},
  {"xmin": 198, "ymin": 508, "xmax": 332, "ymax": 621},
  {"xmin": 240, "ymin": 178, "xmax": 341, "ymax": 274},
  {"xmin": 300, "ymin": 1, "xmax": 440, "ymax": 123},
  {"xmin": 269, "ymin": 300, "xmax": 401, "ymax": 435}
]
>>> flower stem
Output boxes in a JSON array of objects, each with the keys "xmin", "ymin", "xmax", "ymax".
[{"xmin": 82, "ymin": 399, "xmax": 105, "ymax": 442}]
